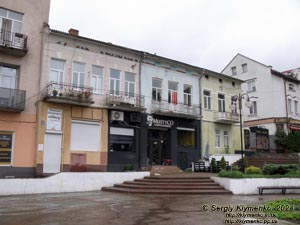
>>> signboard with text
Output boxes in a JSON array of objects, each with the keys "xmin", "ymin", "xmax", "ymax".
[{"xmin": 47, "ymin": 108, "xmax": 63, "ymax": 131}]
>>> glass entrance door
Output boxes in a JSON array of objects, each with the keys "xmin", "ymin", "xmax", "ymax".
[{"xmin": 148, "ymin": 130, "xmax": 168, "ymax": 165}]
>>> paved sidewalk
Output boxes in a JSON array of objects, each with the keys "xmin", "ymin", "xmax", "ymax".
[{"xmin": 0, "ymin": 191, "xmax": 298, "ymax": 225}]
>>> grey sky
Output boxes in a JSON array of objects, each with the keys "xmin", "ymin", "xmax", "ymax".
[{"xmin": 49, "ymin": 0, "xmax": 300, "ymax": 72}]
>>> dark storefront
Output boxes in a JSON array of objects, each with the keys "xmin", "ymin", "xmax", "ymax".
[
  {"xmin": 140, "ymin": 114, "xmax": 201, "ymax": 170},
  {"xmin": 107, "ymin": 111, "xmax": 141, "ymax": 172}
]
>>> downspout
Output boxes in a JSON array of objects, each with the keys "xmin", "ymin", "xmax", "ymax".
[
  {"xmin": 137, "ymin": 52, "xmax": 144, "ymax": 170},
  {"xmin": 199, "ymin": 69, "xmax": 205, "ymax": 160},
  {"xmin": 284, "ymin": 79, "xmax": 290, "ymax": 133}
]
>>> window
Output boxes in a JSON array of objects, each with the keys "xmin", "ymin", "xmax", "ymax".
[
  {"xmin": 50, "ymin": 59, "xmax": 64, "ymax": 83},
  {"xmin": 224, "ymin": 131, "xmax": 230, "ymax": 147},
  {"xmin": 0, "ymin": 64, "xmax": 18, "ymax": 89},
  {"xmin": 247, "ymin": 80, "xmax": 256, "ymax": 92},
  {"xmin": 288, "ymin": 99, "xmax": 292, "ymax": 114},
  {"xmin": 70, "ymin": 121, "xmax": 100, "ymax": 151},
  {"xmin": 250, "ymin": 101, "xmax": 257, "ymax": 115},
  {"xmin": 203, "ymin": 90, "xmax": 211, "ymax": 110},
  {"xmin": 125, "ymin": 72, "xmax": 135, "ymax": 97},
  {"xmin": 152, "ymin": 78, "xmax": 162, "ymax": 101},
  {"xmin": 0, "ymin": 131, "xmax": 13, "ymax": 165},
  {"xmin": 109, "ymin": 127, "xmax": 135, "ymax": 152},
  {"xmin": 205, "ymin": 75, "xmax": 209, "ymax": 79},
  {"xmin": 91, "ymin": 65, "xmax": 103, "ymax": 94},
  {"xmin": 231, "ymin": 67, "xmax": 237, "ymax": 76},
  {"xmin": 218, "ymin": 93, "xmax": 225, "ymax": 112},
  {"xmin": 177, "ymin": 129, "xmax": 195, "ymax": 148},
  {"xmin": 183, "ymin": 84, "xmax": 192, "ymax": 106},
  {"xmin": 168, "ymin": 81, "xmax": 178, "ymax": 104},
  {"xmin": 110, "ymin": 69, "xmax": 120, "ymax": 95},
  {"xmin": 219, "ymin": 79, "xmax": 223, "ymax": 83},
  {"xmin": 231, "ymin": 97, "xmax": 238, "ymax": 114},
  {"xmin": 215, "ymin": 130, "xmax": 221, "ymax": 148},
  {"xmin": 72, "ymin": 62, "xmax": 85, "ymax": 87},
  {"xmin": 0, "ymin": 8, "xmax": 23, "ymax": 46},
  {"xmin": 295, "ymin": 101, "xmax": 299, "ymax": 115},
  {"xmin": 242, "ymin": 63, "xmax": 248, "ymax": 73},
  {"xmin": 289, "ymin": 83, "xmax": 295, "ymax": 91}
]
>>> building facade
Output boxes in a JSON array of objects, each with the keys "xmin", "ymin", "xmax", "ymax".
[
  {"xmin": 222, "ymin": 54, "xmax": 300, "ymax": 152},
  {"xmin": 35, "ymin": 27, "xmax": 143, "ymax": 175},
  {"xmin": 201, "ymin": 70, "xmax": 243, "ymax": 156},
  {"xmin": 0, "ymin": 0, "xmax": 50, "ymax": 178},
  {"xmin": 140, "ymin": 54, "xmax": 201, "ymax": 170}
]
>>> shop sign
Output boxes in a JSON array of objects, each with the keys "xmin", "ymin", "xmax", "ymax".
[
  {"xmin": 47, "ymin": 108, "xmax": 62, "ymax": 131},
  {"xmin": 0, "ymin": 133, "xmax": 12, "ymax": 149},
  {"xmin": 146, "ymin": 114, "xmax": 174, "ymax": 128},
  {"xmin": 274, "ymin": 118, "xmax": 287, "ymax": 123},
  {"xmin": 289, "ymin": 118, "xmax": 300, "ymax": 125}
]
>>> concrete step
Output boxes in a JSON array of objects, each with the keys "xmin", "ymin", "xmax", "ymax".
[
  {"xmin": 115, "ymin": 183, "xmax": 224, "ymax": 190},
  {"xmin": 101, "ymin": 187, "xmax": 232, "ymax": 195},
  {"xmin": 124, "ymin": 181, "xmax": 219, "ymax": 186},
  {"xmin": 143, "ymin": 176, "xmax": 211, "ymax": 179},
  {"xmin": 134, "ymin": 178, "xmax": 212, "ymax": 183}
]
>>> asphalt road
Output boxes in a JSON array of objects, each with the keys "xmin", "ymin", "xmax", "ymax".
[{"xmin": 0, "ymin": 191, "xmax": 298, "ymax": 225}]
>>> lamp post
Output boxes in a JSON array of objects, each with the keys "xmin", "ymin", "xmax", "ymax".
[{"xmin": 232, "ymin": 93, "xmax": 252, "ymax": 173}]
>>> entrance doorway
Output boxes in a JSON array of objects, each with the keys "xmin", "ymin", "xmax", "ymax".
[
  {"xmin": 43, "ymin": 132, "xmax": 62, "ymax": 173},
  {"xmin": 148, "ymin": 130, "xmax": 169, "ymax": 165}
]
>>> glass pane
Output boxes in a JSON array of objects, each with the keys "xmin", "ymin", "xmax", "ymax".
[
  {"xmin": 73, "ymin": 62, "xmax": 85, "ymax": 72},
  {"xmin": 184, "ymin": 85, "xmax": 191, "ymax": 94},
  {"xmin": 110, "ymin": 69, "xmax": 120, "ymax": 79},
  {"xmin": 72, "ymin": 73, "xmax": 78, "ymax": 86},
  {"xmin": 8, "ymin": 11, "xmax": 23, "ymax": 21},
  {"xmin": 91, "ymin": 76, "xmax": 96, "ymax": 90},
  {"xmin": 152, "ymin": 88, "xmax": 156, "ymax": 100},
  {"xmin": 125, "ymin": 82, "xmax": 128, "ymax": 94},
  {"xmin": 50, "ymin": 71, "xmax": 58, "ymax": 82},
  {"xmin": 129, "ymin": 83, "xmax": 135, "ymax": 96},
  {"xmin": 0, "ymin": 66, "xmax": 17, "ymax": 77},
  {"xmin": 152, "ymin": 78, "xmax": 161, "ymax": 88},
  {"xmin": 92, "ymin": 65, "xmax": 103, "ymax": 75},
  {"xmin": 116, "ymin": 80, "xmax": 120, "ymax": 94},
  {"xmin": 157, "ymin": 90, "xmax": 161, "ymax": 101},
  {"xmin": 98, "ymin": 77, "xmax": 103, "ymax": 92},
  {"xmin": 125, "ymin": 72, "xmax": 135, "ymax": 82},
  {"xmin": 79, "ymin": 73, "xmax": 84, "ymax": 86},
  {"xmin": 51, "ymin": 59, "xmax": 64, "ymax": 70},
  {"xmin": 59, "ymin": 72, "xmax": 63, "ymax": 83},
  {"xmin": 0, "ymin": 8, "xmax": 7, "ymax": 17},
  {"xmin": 110, "ymin": 79, "xmax": 114, "ymax": 94},
  {"xmin": 177, "ymin": 130, "xmax": 195, "ymax": 148},
  {"xmin": 13, "ymin": 21, "xmax": 22, "ymax": 33},
  {"xmin": 168, "ymin": 81, "xmax": 177, "ymax": 90},
  {"xmin": 204, "ymin": 90, "xmax": 210, "ymax": 96}
]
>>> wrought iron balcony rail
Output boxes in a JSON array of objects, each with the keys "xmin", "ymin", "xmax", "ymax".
[
  {"xmin": 0, "ymin": 29, "xmax": 28, "ymax": 54},
  {"xmin": 151, "ymin": 100, "xmax": 200, "ymax": 117},
  {"xmin": 0, "ymin": 87, "xmax": 26, "ymax": 112},
  {"xmin": 42, "ymin": 82, "xmax": 94, "ymax": 105},
  {"xmin": 214, "ymin": 111, "xmax": 239, "ymax": 123},
  {"xmin": 106, "ymin": 91, "xmax": 145, "ymax": 109}
]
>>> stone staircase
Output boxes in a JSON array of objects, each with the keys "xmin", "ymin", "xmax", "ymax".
[{"xmin": 101, "ymin": 175, "xmax": 232, "ymax": 195}]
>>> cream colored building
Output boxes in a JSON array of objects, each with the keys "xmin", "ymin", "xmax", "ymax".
[{"xmin": 201, "ymin": 70, "xmax": 243, "ymax": 156}]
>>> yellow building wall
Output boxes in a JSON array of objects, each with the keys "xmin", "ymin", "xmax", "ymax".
[{"xmin": 35, "ymin": 101, "xmax": 108, "ymax": 174}]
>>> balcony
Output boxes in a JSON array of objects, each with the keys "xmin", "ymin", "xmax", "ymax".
[
  {"xmin": 0, "ymin": 29, "xmax": 28, "ymax": 57},
  {"xmin": 106, "ymin": 92, "xmax": 145, "ymax": 111},
  {"xmin": 152, "ymin": 101, "xmax": 200, "ymax": 119},
  {"xmin": 0, "ymin": 87, "xmax": 26, "ymax": 112},
  {"xmin": 42, "ymin": 82, "xmax": 94, "ymax": 106},
  {"xmin": 214, "ymin": 111, "xmax": 239, "ymax": 124}
]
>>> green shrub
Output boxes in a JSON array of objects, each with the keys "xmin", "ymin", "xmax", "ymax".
[
  {"xmin": 220, "ymin": 156, "xmax": 226, "ymax": 170},
  {"xmin": 262, "ymin": 164, "xmax": 299, "ymax": 175},
  {"xmin": 218, "ymin": 170, "xmax": 243, "ymax": 178},
  {"xmin": 210, "ymin": 158, "xmax": 217, "ymax": 171},
  {"xmin": 232, "ymin": 165, "xmax": 240, "ymax": 171},
  {"xmin": 286, "ymin": 132, "xmax": 300, "ymax": 152},
  {"xmin": 245, "ymin": 166, "xmax": 262, "ymax": 174},
  {"xmin": 265, "ymin": 199, "xmax": 300, "ymax": 220},
  {"xmin": 123, "ymin": 164, "xmax": 134, "ymax": 171}
]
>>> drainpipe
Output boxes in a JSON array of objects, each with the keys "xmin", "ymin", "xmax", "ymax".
[
  {"xmin": 199, "ymin": 69, "xmax": 204, "ymax": 160},
  {"xmin": 137, "ymin": 52, "xmax": 144, "ymax": 170},
  {"xmin": 284, "ymin": 79, "xmax": 290, "ymax": 133}
]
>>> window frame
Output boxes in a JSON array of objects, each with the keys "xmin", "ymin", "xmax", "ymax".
[
  {"xmin": 152, "ymin": 77, "xmax": 162, "ymax": 102},
  {"xmin": 72, "ymin": 61, "xmax": 85, "ymax": 88},
  {"xmin": 0, "ymin": 64, "xmax": 18, "ymax": 89},
  {"xmin": 247, "ymin": 79, "xmax": 256, "ymax": 92},
  {"xmin": 295, "ymin": 100, "xmax": 299, "ymax": 115},
  {"xmin": 168, "ymin": 81, "xmax": 178, "ymax": 104},
  {"xmin": 91, "ymin": 65, "xmax": 103, "ymax": 94},
  {"xmin": 288, "ymin": 99, "xmax": 293, "ymax": 114},
  {"xmin": 183, "ymin": 84, "xmax": 192, "ymax": 106},
  {"xmin": 109, "ymin": 68, "xmax": 121, "ymax": 95},
  {"xmin": 241, "ymin": 63, "xmax": 248, "ymax": 73},
  {"xmin": 125, "ymin": 72, "xmax": 136, "ymax": 97},
  {"xmin": 203, "ymin": 90, "xmax": 211, "ymax": 110},
  {"xmin": 249, "ymin": 101, "xmax": 257, "ymax": 115},
  {"xmin": 215, "ymin": 129, "xmax": 221, "ymax": 148},
  {"xmin": 224, "ymin": 130, "xmax": 230, "ymax": 147},
  {"xmin": 231, "ymin": 66, "xmax": 237, "ymax": 76},
  {"xmin": 218, "ymin": 93, "xmax": 226, "ymax": 112},
  {"xmin": 49, "ymin": 58, "xmax": 65, "ymax": 84}
]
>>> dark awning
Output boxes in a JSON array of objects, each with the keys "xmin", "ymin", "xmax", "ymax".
[{"xmin": 289, "ymin": 125, "xmax": 300, "ymax": 131}]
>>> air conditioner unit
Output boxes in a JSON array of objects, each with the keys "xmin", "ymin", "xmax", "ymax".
[{"xmin": 110, "ymin": 111, "xmax": 124, "ymax": 121}]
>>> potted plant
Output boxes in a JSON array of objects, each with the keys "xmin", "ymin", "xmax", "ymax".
[
  {"xmin": 84, "ymin": 90, "xmax": 91, "ymax": 99},
  {"xmin": 58, "ymin": 92, "xmax": 63, "ymax": 97},
  {"xmin": 77, "ymin": 92, "xmax": 83, "ymax": 99},
  {"xmin": 52, "ymin": 89, "xmax": 58, "ymax": 97}
]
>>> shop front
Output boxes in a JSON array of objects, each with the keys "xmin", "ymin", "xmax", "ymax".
[{"xmin": 140, "ymin": 114, "xmax": 201, "ymax": 170}]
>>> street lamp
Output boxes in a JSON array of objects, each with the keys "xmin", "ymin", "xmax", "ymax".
[{"xmin": 232, "ymin": 93, "xmax": 253, "ymax": 173}]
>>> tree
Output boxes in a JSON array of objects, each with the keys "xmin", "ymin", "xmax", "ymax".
[
  {"xmin": 286, "ymin": 132, "xmax": 300, "ymax": 152},
  {"xmin": 274, "ymin": 130, "xmax": 288, "ymax": 151}
]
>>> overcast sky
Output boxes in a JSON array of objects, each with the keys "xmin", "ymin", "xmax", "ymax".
[{"xmin": 49, "ymin": 0, "xmax": 300, "ymax": 72}]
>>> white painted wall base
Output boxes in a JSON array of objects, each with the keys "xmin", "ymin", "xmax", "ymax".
[
  {"xmin": 212, "ymin": 177, "xmax": 300, "ymax": 195},
  {"xmin": 0, "ymin": 172, "xmax": 150, "ymax": 196},
  {"xmin": 209, "ymin": 154, "xmax": 241, "ymax": 165}
]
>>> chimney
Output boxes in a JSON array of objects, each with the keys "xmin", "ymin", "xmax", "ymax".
[{"xmin": 68, "ymin": 28, "xmax": 79, "ymax": 36}]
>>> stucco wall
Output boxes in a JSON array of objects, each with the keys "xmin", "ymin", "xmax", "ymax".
[
  {"xmin": 212, "ymin": 177, "xmax": 300, "ymax": 195},
  {"xmin": 0, "ymin": 172, "xmax": 149, "ymax": 196}
]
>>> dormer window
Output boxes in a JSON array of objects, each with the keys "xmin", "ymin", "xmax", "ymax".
[
  {"xmin": 288, "ymin": 83, "xmax": 295, "ymax": 92},
  {"xmin": 231, "ymin": 67, "xmax": 237, "ymax": 76},
  {"xmin": 242, "ymin": 63, "xmax": 248, "ymax": 73}
]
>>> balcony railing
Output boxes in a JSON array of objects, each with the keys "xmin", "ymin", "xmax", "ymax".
[
  {"xmin": 42, "ymin": 82, "xmax": 94, "ymax": 105},
  {"xmin": 214, "ymin": 111, "xmax": 239, "ymax": 124},
  {"xmin": 152, "ymin": 100, "xmax": 200, "ymax": 118},
  {"xmin": 0, "ymin": 29, "xmax": 28, "ymax": 56},
  {"xmin": 0, "ymin": 87, "xmax": 26, "ymax": 112},
  {"xmin": 106, "ymin": 92, "xmax": 145, "ymax": 110}
]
